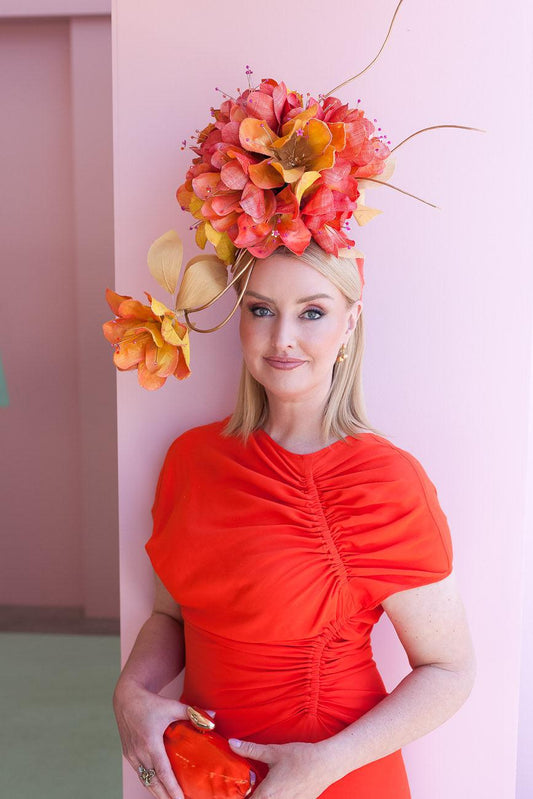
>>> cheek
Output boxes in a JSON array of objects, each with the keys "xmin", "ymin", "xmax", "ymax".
[
  {"xmin": 239, "ymin": 314, "xmax": 252, "ymax": 346},
  {"xmin": 312, "ymin": 318, "xmax": 344, "ymax": 350},
  {"xmin": 239, "ymin": 315, "xmax": 262, "ymax": 356}
]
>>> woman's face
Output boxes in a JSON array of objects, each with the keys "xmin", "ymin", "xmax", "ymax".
[{"xmin": 239, "ymin": 254, "xmax": 361, "ymax": 405}]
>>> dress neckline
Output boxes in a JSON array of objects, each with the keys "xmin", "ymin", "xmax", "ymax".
[{"xmin": 253, "ymin": 427, "xmax": 372, "ymax": 459}]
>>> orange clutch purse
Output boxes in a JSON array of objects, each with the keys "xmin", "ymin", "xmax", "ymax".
[{"xmin": 163, "ymin": 707, "xmax": 269, "ymax": 799}]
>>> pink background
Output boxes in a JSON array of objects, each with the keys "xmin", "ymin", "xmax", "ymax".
[
  {"xmin": 0, "ymin": 9, "xmax": 118, "ymax": 618},
  {"xmin": 1, "ymin": 0, "xmax": 529, "ymax": 796},
  {"xmin": 111, "ymin": 1, "xmax": 533, "ymax": 797},
  {"xmin": 0, "ymin": 1, "xmax": 528, "ymax": 795}
]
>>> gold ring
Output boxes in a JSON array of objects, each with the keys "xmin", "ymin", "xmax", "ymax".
[{"xmin": 138, "ymin": 764, "xmax": 156, "ymax": 787}]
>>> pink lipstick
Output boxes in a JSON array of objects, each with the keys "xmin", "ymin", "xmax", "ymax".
[{"xmin": 264, "ymin": 357, "xmax": 306, "ymax": 370}]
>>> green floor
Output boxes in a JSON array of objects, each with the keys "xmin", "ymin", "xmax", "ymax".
[{"xmin": 0, "ymin": 633, "xmax": 122, "ymax": 798}]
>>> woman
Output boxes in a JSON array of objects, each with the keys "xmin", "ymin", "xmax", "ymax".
[{"xmin": 113, "ymin": 240, "xmax": 476, "ymax": 799}]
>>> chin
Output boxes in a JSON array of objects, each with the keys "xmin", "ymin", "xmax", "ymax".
[{"xmin": 253, "ymin": 370, "xmax": 321, "ymax": 403}]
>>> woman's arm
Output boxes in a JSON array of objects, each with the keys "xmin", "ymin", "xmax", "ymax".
[
  {"xmin": 229, "ymin": 570, "xmax": 476, "ymax": 799},
  {"xmin": 318, "ymin": 569, "xmax": 476, "ymax": 781},
  {"xmin": 115, "ymin": 573, "xmax": 186, "ymax": 694},
  {"xmin": 113, "ymin": 573, "xmax": 190, "ymax": 799}
]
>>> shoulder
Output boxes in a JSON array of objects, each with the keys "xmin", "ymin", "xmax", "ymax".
[
  {"xmin": 352, "ymin": 432, "xmax": 441, "ymax": 492},
  {"xmin": 160, "ymin": 416, "xmax": 239, "ymax": 466},
  {"xmin": 336, "ymin": 432, "xmax": 448, "ymax": 527},
  {"xmin": 166, "ymin": 417, "xmax": 228, "ymax": 449},
  {"xmin": 348, "ymin": 434, "xmax": 453, "ymax": 571}
]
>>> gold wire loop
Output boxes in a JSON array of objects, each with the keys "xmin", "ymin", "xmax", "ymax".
[{"xmin": 183, "ymin": 250, "xmax": 255, "ymax": 334}]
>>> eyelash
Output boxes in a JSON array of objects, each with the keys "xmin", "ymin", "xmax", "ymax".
[{"xmin": 249, "ymin": 305, "xmax": 325, "ymax": 320}]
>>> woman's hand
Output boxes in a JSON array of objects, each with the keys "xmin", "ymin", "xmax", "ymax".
[
  {"xmin": 228, "ymin": 738, "xmax": 335, "ymax": 799},
  {"xmin": 113, "ymin": 678, "xmax": 195, "ymax": 799}
]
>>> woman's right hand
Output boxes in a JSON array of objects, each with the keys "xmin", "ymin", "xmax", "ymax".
[{"xmin": 113, "ymin": 677, "xmax": 192, "ymax": 799}]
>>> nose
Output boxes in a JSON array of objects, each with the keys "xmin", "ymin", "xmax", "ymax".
[{"xmin": 270, "ymin": 313, "xmax": 296, "ymax": 352}]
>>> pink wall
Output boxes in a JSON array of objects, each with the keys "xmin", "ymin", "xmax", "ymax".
[
  {"xmin": 70, "ymin": 16, "xmax": 119, "ymax": 618},
  {"xmin": 1, "ymin": 18, "xmax": 82, "ymax": 607},
  {"xmin": 112, "ymin": 1, "xmax": 533, "ymax": 797},
  {"xmin": 0, "ymin": 14, "xmax": 118, "ymax": 618}
]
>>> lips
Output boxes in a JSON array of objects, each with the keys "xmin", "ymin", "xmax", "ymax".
[{"xmin": 264, "ymin": 357, "xmax": 307, "ymax": 370}]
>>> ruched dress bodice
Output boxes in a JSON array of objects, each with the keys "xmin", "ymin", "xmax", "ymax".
[{"xmin": 146, "ymin": 420, "xmax": 453, "ymax": 798}]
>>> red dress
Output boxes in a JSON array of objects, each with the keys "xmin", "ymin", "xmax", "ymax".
[{"xmin": 146, "ymin": 419, "xmax": 454, "ymax": 798}]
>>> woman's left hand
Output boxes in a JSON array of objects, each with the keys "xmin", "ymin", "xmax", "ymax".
[{"xmin": 228, "ymin": 737, "xmax": 336, "ymax": 799}]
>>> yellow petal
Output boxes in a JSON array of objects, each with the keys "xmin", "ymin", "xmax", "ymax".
[
  {"xmin": 190, "ymin": 195, "xmax": 204, "ymax": 217},
  {"xmin": 308, "ymin": 145, "xmax": 336, "ymax": 172},
  {"xmin": 353, "ymin": 205, "xmax": 383, "ymax": 226},
  {"xmin": 215, "ymin": 234, "xmax": 235, "ymax": 266},
  {"xmin": 204, "ymin": 222, "xmax": 222, "ymax": 246},
  {"xmin": 294, "ymin": 171, "xmax": 321, "ymax": 205},
  {"xmin": 202, "ymin": 223, "xmax": 235, "ymax": 266},
  {"xmin": 271, "ymin": 162, "xmax": 306, "ymax": 184},
  {"xmin": 195, "ymin": 222, "xmax": 207, "ymax": 249},
  {"xmin": 150, "ymin": 297, "xmax": 174, "ymax": 317},
  {"xmin": 305, "ymin": 118, "xmax": 332, "ymax": 156},
  {"xmin": 338, "ymin": 247, "xmax": 365, "ymax": 259},
  {"xmin": 161, "ymin": 315, "xmax": 187, "ymax": 346},
  {"xmin": 147, "ymin": 230, "xmax": 183, "ymax": 295},
  {"xmin": 175, "ymin": 333, "xmax": 191, "ymax": 374},
  {"xmin": 280, "ymin": 104, "xmax": 319, "ymax": 137},
  {"xmin": 175, "ymin": 255, "xmax": 228, "ymax": 311}
]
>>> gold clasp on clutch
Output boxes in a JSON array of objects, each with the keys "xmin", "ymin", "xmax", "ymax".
[{"xmin": 186, "ymin": 705, "xmax": 216, "ymax": 733}]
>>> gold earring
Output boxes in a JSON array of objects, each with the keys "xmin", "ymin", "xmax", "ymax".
[{"xmin": 336, "ymin": 343, "xmax": 347, "ymax": 364}]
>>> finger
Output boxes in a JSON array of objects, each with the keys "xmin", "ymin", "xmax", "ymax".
[
  {"xmin": 145, "ymin": 771, "xmax": 179, "ymax": 799},
  {"xmin": 126, "ymin": 754, "xmax": 176, "ymax": 799},
  {"xmin": 145, "ymin": 773, "xmax": 175, "ymax": 799},
  {"xmin": 228, "ymin": 738, "xmax": 274, "ymax": 764},
  {"xmin": 151, "ymin": 746, "xmax": 184, "ymax": 799}
]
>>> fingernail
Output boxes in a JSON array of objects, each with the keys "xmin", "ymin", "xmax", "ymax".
[
  {"xmin": 205, "ymin": 709, "xmax": 217, "ymax": 717},
  {"xmin": 228, "ymin": 738, "xmax": 242, "ymax": 748}
]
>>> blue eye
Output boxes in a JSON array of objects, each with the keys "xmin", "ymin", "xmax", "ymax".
[
  {"xmin": 302, "ymin": 308, "xmax": 324, "ymax": 320},
  {"xmin": 250, "ymin": 305, "xmax": 273, "ymax": 317},
  {"xmin": 248, "ymin": 305, "xmax": 324, "ymax": 319}
]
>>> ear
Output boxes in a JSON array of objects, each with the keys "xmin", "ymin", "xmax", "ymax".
[{"xmin": 344, "ymin": 300, "xmax": 362, "ymax": 339}]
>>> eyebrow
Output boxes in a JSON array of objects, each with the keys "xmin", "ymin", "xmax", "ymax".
[{"xmin": 244, "ymin": 291, "xmax": 334, "ymax": 303}]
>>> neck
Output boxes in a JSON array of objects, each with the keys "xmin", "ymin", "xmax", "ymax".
[{"xmin": 262, "ymin": 386, "xmax": 338, "ymax": 453}]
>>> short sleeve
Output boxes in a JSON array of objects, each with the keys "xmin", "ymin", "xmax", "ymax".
[
  {"xmin": 145, "ymin": 437, "xmax": 186, "ymax": 591},
  {"xmin": 349, "ymin": 444, "xmax": 454, "ymax": 612}
]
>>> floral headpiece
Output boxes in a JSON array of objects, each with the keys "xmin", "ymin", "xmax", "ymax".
[{"xmin": 103, "ymin": 0, "xmax": 482, "ymax": 390}]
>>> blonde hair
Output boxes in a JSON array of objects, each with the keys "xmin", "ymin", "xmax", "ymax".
[{"xmin": 223, "ymin": 241, "xmax": 387, "ymax": 443}]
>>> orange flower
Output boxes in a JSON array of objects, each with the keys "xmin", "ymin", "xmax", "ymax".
[
  {"xmin": 176, "ymin": 78, "xmax": 391, "ymax": 261},
  {"xmin": 241, "ymin": 113, "xmax": 342, "ymax": 201},
  {"xmin": 102, "ymin": 289, "xmax": 191, "ymax": 390}
]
